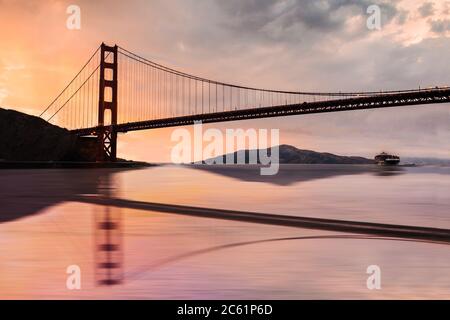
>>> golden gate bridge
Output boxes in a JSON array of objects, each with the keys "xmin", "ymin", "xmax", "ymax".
[
  {"xmin": 40, "ymin": 43, "xmax": 450, "ymax": 162},
  {"xmin": 35, "ymin": 44, "xmax": 450, "ymax": 285}
]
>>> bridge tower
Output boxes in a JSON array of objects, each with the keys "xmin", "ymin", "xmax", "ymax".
[{"xmin": 97, "ymin": 43, "xmax": 118, "ymax": 162}]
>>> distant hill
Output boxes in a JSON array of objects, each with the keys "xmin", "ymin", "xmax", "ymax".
[
  {"xmin": 0, "ymin": 108, "xmax": 96, "ymax": 161},
  {"xmin": 202, "ymin": 144, "xmax": 374, "ymax": 165}
]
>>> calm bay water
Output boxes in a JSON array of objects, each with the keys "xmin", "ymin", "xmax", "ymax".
[{"xmin": 0, "ymin": 164, "xmax": 449, "ymax": 299}]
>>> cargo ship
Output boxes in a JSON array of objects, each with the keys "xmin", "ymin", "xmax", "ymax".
[{"xmin": 375, "ymin": 152, "xmax": 400, "ymax": 165}]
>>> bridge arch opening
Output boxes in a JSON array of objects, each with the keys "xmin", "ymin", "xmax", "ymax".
[
  {"xmin": 104, "ymin": 68, "xmax": 113, "ymax": 81},
  {"xmin": 104, "ymin": 86, "xmax": 113, "ymax": 103},
  {"xmin": 103, "ymin": 109, "xmax": 112, "ymax": 126}
]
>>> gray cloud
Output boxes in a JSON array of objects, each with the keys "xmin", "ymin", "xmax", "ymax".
[
  {"xmin": 418, "ymin": 2, "xmax": 435, "ymax": 17},
  {"xmin": 430, "ymin": 19, "xmax": 450, "ymax": 34},
  {"xmin": 213, "ymin": 0, "xmax": 398, "ymax": 43},
  {"xmin": 395, "ymin": 9, "xmax": 409, "ymax": 25}
]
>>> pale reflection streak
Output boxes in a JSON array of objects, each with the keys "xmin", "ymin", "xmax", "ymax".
[{"xmin": 124, "ymin": 234, "xmax": 449, "ymax": 283}]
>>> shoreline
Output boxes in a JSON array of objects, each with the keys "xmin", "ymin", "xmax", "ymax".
[
  {"xmin": 0, "ymin": 160, "xmax": 154, "ymax": 169},
  {"xmin": 0, "ymin": 161, "xmax": 428, "ymax": 170}
]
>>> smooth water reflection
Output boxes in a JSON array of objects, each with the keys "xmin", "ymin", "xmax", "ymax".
[{"xmin": 0, "ymin": 164, "xmax": 449, "ymax": 299}]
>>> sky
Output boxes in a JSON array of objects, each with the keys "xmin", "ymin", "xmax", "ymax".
[{"xmin": 1, "ymin": 0, "xmax": 450, "ymax": 161}]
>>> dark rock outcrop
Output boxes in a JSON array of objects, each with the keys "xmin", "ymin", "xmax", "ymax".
[{"xmin": 0, "ymin": 108, "xmax": 98, "ymax": 161}]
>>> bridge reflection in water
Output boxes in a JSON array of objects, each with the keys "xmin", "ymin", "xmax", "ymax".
[
  {"xmin": 2, "ymin": 166, "xmax": 449, "ymax": 287},
  {"xmin": 94, "ymin": 176, "xmax": 123, "ymax": 286}
]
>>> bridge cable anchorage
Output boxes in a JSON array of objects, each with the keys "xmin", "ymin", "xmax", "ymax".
[{"xmin": 39, "ymin": 43, "xmax": 450, "ymax": 156}]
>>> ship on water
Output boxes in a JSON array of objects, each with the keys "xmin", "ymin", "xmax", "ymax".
[{"xmin": 375, "ymin": 152, "xmax": 400, "ymax": 165}]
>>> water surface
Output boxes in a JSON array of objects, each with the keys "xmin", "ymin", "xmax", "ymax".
[{"xmin": 0, "ymin": 164, "xmax": 449, "ymax": 299}]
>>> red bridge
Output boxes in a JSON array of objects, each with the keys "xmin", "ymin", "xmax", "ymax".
[{"xmin": 40, "ymin": 43, "xmax": 450, "ymax": 161}]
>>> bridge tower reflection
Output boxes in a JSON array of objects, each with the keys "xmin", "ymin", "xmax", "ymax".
[{"xmin": 94, "ymin": 175, "xmax": 123, "ymax": 285}]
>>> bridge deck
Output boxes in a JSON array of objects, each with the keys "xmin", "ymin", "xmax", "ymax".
[{"xmin": 71, "ymin": 88, "xmax": 450, "ymax": 135}]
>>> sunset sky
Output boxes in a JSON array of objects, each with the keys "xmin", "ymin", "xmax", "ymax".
[{"xmin": 1, "ymin": 0, "xmax": 450, "ymax": 161}]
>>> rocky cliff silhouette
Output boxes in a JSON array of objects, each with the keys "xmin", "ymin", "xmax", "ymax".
[{"xmin": 0, "ymin": 108, "xmax": 97, "ymax": 161}]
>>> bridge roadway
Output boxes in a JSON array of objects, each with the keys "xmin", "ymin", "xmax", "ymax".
[{"xmin": 72, "ymin": 87, "xmax": 450, "ymax": 136}]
